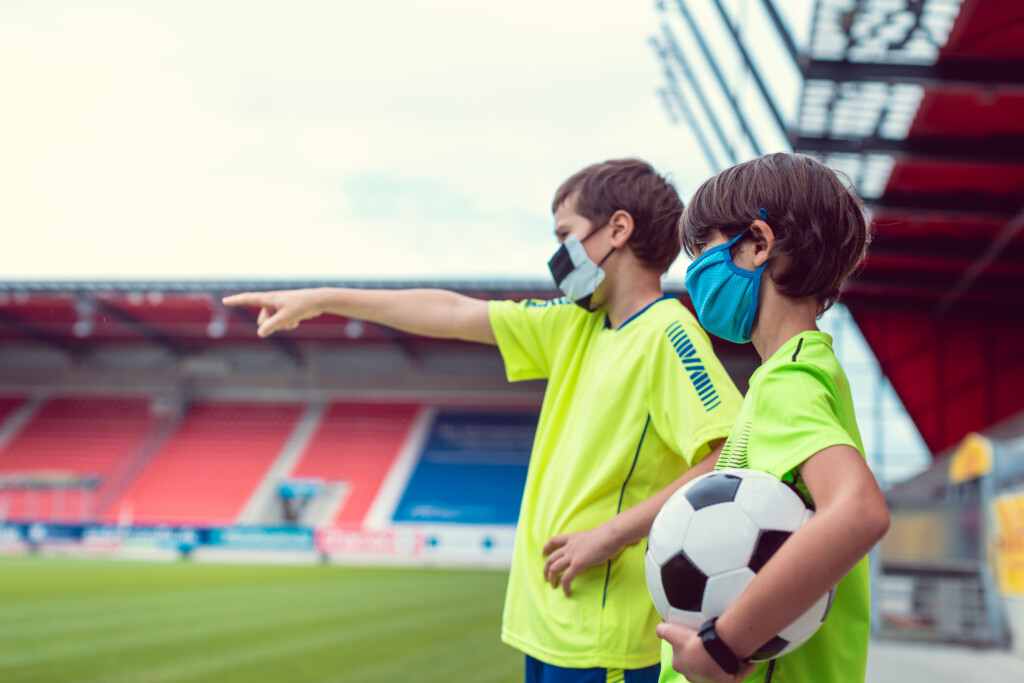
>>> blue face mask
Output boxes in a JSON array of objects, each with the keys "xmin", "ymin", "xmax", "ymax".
[{"xmin": 684, "ymin": 230, "xmax": 769, "ymax": 344}]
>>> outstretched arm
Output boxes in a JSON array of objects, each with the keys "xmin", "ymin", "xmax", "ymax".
[
  {"xmin": 542, "ymin": 441, "xmax": 723, "ymax": 596},
  {"xmin": 222, "ymin": 287, "xmax": 496, "ymax": 345}
]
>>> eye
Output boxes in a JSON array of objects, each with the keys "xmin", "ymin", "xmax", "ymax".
[{"xmin": 694, "ymin": 242, "xmax": 707, "ymax": 255}]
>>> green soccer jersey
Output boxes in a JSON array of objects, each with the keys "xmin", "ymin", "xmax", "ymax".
[
  {"xmin": 489, "ymin": 295, "xmax": 742, "ymax": 670},
  {"xmin": 660, "ymin": 331, "xmax": 871, "ymax": 683}
]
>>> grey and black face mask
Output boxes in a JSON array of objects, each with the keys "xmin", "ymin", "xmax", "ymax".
[{"xmin": 547, "ymin": 230, "xmax": 614, "ymax": 311}]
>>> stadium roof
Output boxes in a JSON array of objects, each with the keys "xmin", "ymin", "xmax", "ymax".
[
  {"xmin": 793, "ymin": 0, "xmax": 1024, "ymax": 317},
  {"xmin": 0, "ymin": 280, "xmax": 560, "ymax": 357},
  {"xmin": 792, "ymin": 0, "xmax": 1024, "ymax": 455}
]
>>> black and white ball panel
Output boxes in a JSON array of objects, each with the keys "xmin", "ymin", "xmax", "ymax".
[
  {"xmin": 683, "ymin": 471, "xmax": 742, "ymax": 510},
  {"xmin": 644, "ymin": 551, "xmax": 670, "ymax": 620},
  {"xmin": 647, "ymin": 491, "xmax": 696, "ymax": 566},
  {"xmin": 701, "ymin": 567, "xmax": 756, "ymax": 619},
  {"xmin": 749, "ymin": 529, "xmax": 792, "ymax": 573},
  {"xmin": 661, "ymin": 551, "xmax": 707, "ymax": 613},
  {"xmin": 778, "ymin": 589, "xmax": 833, "ymax": 643},
  {"xmin": 684, "ymin": 502, "xmax": 760, "ymax": 576},
  {"xmin": 750, "ymin": 589, "xmax": 834, "ymax": 661},
  {"xmin": 732, "ymin": 473, "xmax": 809, "ymax": 532}
]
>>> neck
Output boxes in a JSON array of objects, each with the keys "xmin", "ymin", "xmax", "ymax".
[
  {"xmin": 601, "ymin": 267, "xmax": 665, "ymax": 330},
  {"xmin": 750, "ymin": 290, "xmax": 820, "ymax": 363}
]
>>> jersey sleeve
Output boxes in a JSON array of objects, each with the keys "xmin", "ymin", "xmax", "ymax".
[
  {"xmin": 747, "ymin": 362, "xmax": 861, "ymax": 479},
  {"xmin": 646, "ymin": 317, "xmax": 743, "ymax": 467},
  {"xmin": 488, "ymin": 298, "xmax": 577, "ymax": 382}
]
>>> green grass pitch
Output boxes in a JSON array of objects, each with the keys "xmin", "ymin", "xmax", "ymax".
[{"xmin": 0, "ymin": 556, "xmax": 523, "ymax": 682}]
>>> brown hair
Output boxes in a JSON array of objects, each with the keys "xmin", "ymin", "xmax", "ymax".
[
  {"xmin": 553, "ymin": 158, "xmax": 683, "ymax": 273},
  {"xmin": 681, "ymin": 153, "xmax": 870, "ymax": 316}
]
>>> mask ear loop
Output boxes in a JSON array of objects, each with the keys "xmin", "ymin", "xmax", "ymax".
[{"xmin": 759, "ymin": 207, "xmax": 768, "ymax": 220}]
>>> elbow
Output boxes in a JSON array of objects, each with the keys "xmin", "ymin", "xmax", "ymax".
[
  {"xmin": 861, "ymin": 494, "xmax": 890, "ymax": 545},
  {"xmin": 833, "ymin": 487, "xmax": 889, "ymax": 547},
  {"xmin": 869, "ymin": 502, "xmax": 890, "ymax": 544}
]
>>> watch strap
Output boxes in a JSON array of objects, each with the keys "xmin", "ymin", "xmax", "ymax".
[{"xmin": 698, "ymin": 617, "xmax": 744, "ymax": 675}]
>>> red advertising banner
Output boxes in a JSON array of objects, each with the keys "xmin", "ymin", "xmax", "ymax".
[{"xmin": 316, "ymin": 526, "xmax": 425, "ymax": 557}]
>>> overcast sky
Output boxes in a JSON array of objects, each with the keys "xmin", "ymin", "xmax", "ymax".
[{"xmin": 0, "ymin": 0, "xmax": 815, "ymax": 284}]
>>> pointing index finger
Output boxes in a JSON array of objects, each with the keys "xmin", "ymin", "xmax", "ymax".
[{"xmin": 221, "ymin": 292, "xmax": 265, "ymax": 308}]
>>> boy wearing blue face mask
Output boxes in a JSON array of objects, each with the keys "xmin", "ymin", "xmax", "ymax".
[
  {"xmin": 223, "ymin": 158, "xmax": 743, "ymax": 682},
  {"xmin": 656, "ymin": 152, "xmax": 890, "ymax": 683}
]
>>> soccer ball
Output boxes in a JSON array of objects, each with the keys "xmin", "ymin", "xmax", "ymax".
[{"xmin": 645, "ymin": 468, "xmax": 834, "ymax": 661}]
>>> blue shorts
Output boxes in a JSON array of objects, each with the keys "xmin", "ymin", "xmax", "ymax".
[{"xmin": 524, "ymin": 655, "xmax": 660, "ymax": 683}]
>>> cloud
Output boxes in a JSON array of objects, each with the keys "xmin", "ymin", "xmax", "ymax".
[{"xmin": 0, "ymin": 0, "xmax": 713, "ymax": 282}]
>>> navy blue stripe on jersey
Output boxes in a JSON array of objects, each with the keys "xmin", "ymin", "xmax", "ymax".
[
  {"xmin": 602, "ymin": 415, "xmax": 650, "ymax": 609},
  {"xmin": 617, "ymin": 294, "xmax": 674, "ymax": 329},
  {"xmin": 665, "ymin": 322, "xmax": 722, "ymax": 411},
  {"xmin": 616, "ymin": 414, "xmax": 648, "ymax": 515},
  {"xmin": 792, "ymin": 336, "xmax": 804, "ymax": 361},
  {"xmin": 526, "ymin": 297, "xmax": 572, "ymax": 308}
]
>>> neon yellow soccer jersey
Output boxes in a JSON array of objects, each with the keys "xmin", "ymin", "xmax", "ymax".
[
  {"xmin": 661, "ymin": 331, "xmax": 871, "ymax": 683},
  {"xmin": 489, "ymin": 295, "xmax": 742, "ymax": 669}
]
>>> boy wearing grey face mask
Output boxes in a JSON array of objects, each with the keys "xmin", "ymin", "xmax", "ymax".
[{"xmin": 223, "ymin": 158, "xmax": 742, "ymax": 683}]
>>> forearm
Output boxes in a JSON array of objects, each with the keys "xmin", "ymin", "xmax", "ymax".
[
  {"xmin": 607, "ymin": 446, "xmax": 720, "ymax": 548},
  {"xmin": 542, "ymin": 446, "xmax": 723, "ymax": 596},
  {"xmin": 716, "ymin": 483, "xmax": 888, "ymax": 659},
  {"xmin": 310, "ymin": 287, "xmax": 496, "ymax": 344}
]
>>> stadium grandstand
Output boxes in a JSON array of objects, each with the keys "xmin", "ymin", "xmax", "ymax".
[{"xmin": 0, "ymin": 279, "xmax": 760, "ymax": 566}]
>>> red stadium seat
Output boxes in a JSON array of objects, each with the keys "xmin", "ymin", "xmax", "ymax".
[
  {"xmin": 290, "ymin": 402, "xmax": 419, "ymax": 525},
  {"xmin": 0, "ymin": 397, "xmax": 155, "ymax": 521},
  {"xmin": 104, "ymin": 402, "xmax": 303, "ymax": 525}
]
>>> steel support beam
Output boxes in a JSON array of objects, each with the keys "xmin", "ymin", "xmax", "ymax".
[
  {"xmin": 805, "ymin": 59, "xmax": 1024, "ymax": 89},
  {"xmin": 93, "ymin": 300, "xmax": 191, "ymax": 356},
  {"xmin": 669, "ymin": 0, "xmax": 764, "ymax": 156},
  {"xmin": 869, "ymin": 192, "xmax": 1024, "ymax": 216},
  {"xmin": 852, "ymin": 273, "xmax": 1022, "ymax": 296},
  {"xmin": 796, "ymin": 134, "xmax": 1024, "ymax": 166},
  {"xmin": 707, "ymin": 0, "xmax": 789, "ymax": 141},
  {"xmin": 759, "ymin": 0, "xmax": 799, "ymax": 65},
  {"xmin": 653, "ymin": 33, "xmax": 730, "ymax": 169},
  {"xmin": 843, "ymin": 290, "xmax": 1024, "ymax": 318},
  {"xmin": 936, "ymin": 206, "xmax": 1024, "ymax": 315},
  {"xmin": 0, "ymin": 309, "xmax": 82, "ymax": 355},
  {"xmin": 862, "ymin": 236, "xmax": 1024, "ymax": 264}
]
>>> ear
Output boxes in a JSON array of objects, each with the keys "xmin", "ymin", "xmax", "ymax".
[
  {"xmin": 748, "ymin": 219, "xmax": 775, "ymax": 267},
  {"xmin": 608, "ymin": 210, "xmax": 635, "ymax": 248}
]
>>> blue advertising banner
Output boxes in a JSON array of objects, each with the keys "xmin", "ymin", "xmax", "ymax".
[
  {"xmin": 1, "ymin": 522, "xmax": 314, "ymax": 552},
  {"xmin": 204, "ymin": 526, "xmax": 314, "ymax": 551}
]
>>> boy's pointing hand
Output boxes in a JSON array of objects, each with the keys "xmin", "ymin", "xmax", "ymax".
[{"xmin": 222, "ymin": 289, "xmax": 324, "ymax": 338}]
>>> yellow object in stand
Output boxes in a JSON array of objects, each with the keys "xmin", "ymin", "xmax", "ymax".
[
  {"xmin": 948, "ymin": 432, "xmax": 993, "ymax": 484},
  {"xmin": 994, "ymin": 493, "xmax": 1024, "ymax": 596}
]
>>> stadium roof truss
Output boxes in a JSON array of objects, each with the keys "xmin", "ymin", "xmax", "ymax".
[
  {"xmin": 0, "ymin": 280, "xmax": 556, "ymax": 364},
  {"xmin": 653, "ymin": 0, "xmax": 1024, "ymax": 454}
]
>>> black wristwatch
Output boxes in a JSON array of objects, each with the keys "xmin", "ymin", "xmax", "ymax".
[{"xmin": 698, "ymin": 617, "xmax": 745, "ymax": 675}]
